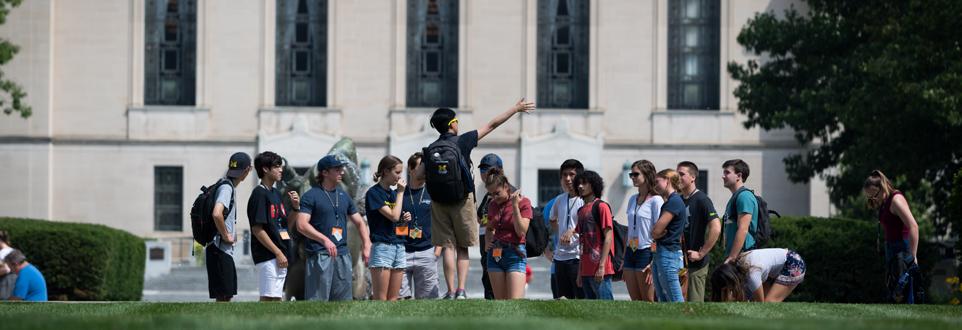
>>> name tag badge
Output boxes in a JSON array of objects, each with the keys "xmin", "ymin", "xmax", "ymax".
[
  {"xmin": 492, "ymin": 247, "xmax": 503, "ymax": 261},
  {"xmin": 629, "ymin": 238, "xmax": 639, "ymax": 251},
  {"xmin": 332, "ymin": 227, "xmax": 343, "ymax": 241},
  {"xmin": 279, "ymin": 229, "xmax": 291, "ymax": 241},
  {"xmin": 395, "ymin": 225, "xmax": 410, "ymax": 237},
  {"xmin": 409, "ymin": 227, "xmax": 423, "ymax": 239},
  {"xmin": 481, "ymin": 214, "xmax": 489, "ymax": 226}
]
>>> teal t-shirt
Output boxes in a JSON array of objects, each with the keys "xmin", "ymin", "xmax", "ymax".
[{"xmin": 723, "ymin": 188, "xmax": 759, "ymax": 254}]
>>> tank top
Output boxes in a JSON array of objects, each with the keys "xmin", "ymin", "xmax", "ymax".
[{"xmin": 878, "ymin": 191, "xmax": 909, "ymax": 241}]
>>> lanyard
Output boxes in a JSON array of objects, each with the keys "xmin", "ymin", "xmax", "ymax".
[
  {"xmin": 322, "ymin": 188, "xmax": 343, "ymax": 229},
  {"xmin": 565, "ymin": 194, "xmax": 577, "ymax": 227},
  {"xmin": 408, "ymin": 187, "xmax": 426, "ymax": 226}
]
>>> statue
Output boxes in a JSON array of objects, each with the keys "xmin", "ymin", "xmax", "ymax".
[{"xmin": 278, "ymin": 137, "xmax": 372, "ymax": 300}]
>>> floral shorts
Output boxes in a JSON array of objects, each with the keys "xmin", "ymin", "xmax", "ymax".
[{"xmin": 775, "ymin": 250, "xmax": 806, "ymax": 287}]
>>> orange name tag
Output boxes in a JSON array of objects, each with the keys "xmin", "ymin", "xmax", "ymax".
[
  {"xmin": 492, "ymin": 248, "xmax": 503, "ymax": 258},
  {"xmin": 279, "ymin": 229, "xmax": 291, "ymax": 240},
  {"xmin": 395, "ymin": 226, "xmax": 409, "ymax": 236},
  {"xmin": 332, "ymin": 227, "xmax": 343, "ymax": 241}
]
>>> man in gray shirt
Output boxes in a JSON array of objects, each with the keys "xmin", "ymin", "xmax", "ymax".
[{"xmin": 206, "ymin": 152, "xmax": 252, "ymax": 302}]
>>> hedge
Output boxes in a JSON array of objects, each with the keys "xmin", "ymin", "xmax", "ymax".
[
  {"xmin": 0, "ymin": 217, "xmax": 145, "ymax": 301},
  {"xmin": 705, "ymin": 216, "xmax": 938, "ymax": 303}
]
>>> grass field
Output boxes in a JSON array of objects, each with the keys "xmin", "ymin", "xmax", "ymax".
[{"xmin": 2, "ymin": 300, "xmax": 960, "ymax": 330}]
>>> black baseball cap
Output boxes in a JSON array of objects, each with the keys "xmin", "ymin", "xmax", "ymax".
[{"xmin": 226, "ymin": 152, "xmax": 252, "ymax": 178}]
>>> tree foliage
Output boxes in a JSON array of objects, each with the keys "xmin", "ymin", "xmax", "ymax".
[
  {"xmin": 728, "ymin": 0, "xmax": 962, "ymax": 239},
  {"xmin": 0, "ymin": 0, "xmax": 30, "ymax": 118}
]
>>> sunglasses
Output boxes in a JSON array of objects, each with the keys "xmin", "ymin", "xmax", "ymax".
[{"xmin": 628, "ymin": 172, "xmax": 641, "ymax": 178}]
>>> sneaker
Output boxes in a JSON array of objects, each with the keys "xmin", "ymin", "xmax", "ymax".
[
  {"xmin": 455, "ymin": 289, "xmax": 467, "ymax": 299},
  {"xmin": 442, "ymin": 292, "xmax": 454, "ymax": 300}
]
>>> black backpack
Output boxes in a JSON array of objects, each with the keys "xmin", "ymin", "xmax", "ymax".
[
  {"xmin": 189, "ymin": 178, "xmax": 233, "ymax": 246},
  {"xmin": 591, "ymin": 201, "xmax": 628, "ymax": 281},
  {"xmin": 423, "ymin": 138, "xmax": 470, "ymax": 204},
  {"xmin": 729, "ymin": 188, "xmax": 778, "ymax": 249},
  {"xmin": 524, "ymin": 206, "xmax": 550, "ymax": 258}
]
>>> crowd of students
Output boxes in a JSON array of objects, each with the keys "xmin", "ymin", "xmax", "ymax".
[{"xmin": 202, "ymin": 102, "xmax": 921, "ymax": 304}]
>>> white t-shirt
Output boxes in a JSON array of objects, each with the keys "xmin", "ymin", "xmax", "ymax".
[
  {"xmin": 626, "ymin": 193, "xmax": 664, "ymax": 250},
  {"xmin": 551, "ymin": 192, "xmax": 583, "ymax": 261},
  {"xmin": 742, "ymin": 248, "xmax": 789, "ymax": 292},
  {"xmin": 0, "ymin": 247, "xmax": 12, "ymax": 260}
]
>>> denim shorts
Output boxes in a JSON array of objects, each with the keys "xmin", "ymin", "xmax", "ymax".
[
  {"xmin": 775, "ymin": 250, "xmax": 806, "ymax": 287},
  {"xmin": 486, "ymin": 242, "xmax": 527, "ymax": 273},
  {"xmin": 370, "ymin": 242, "xmax": 407, "ymax": 269},
  {"xmin": 623, "ymin": 247, "xmax": 652, "ymax": 271}
]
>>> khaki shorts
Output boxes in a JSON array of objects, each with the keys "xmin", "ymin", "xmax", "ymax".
[{"xmin": 431, "ymin": 193, "xmax": 478, "ymax": 248}]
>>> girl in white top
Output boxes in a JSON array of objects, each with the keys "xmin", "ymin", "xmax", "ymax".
[
  {"xmin": 622, "ymin": 160, "xmax": 663, "ymax": 301},
  {"xmin": 710, "ymin": 248, "xmax": 807, "ymax": 302}
]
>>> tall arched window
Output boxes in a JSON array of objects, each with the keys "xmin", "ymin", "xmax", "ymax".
[
  {"xmin": 407, "ymin": 0, "xmax": 459, "ymax": 108},
  {"xmin": 668, "ymin": 0, "xmax": 720, "ymax": 110},
  {"xmin": 537, "ymin": 0, "xmax": 589, "ymax": 109},
  {"xmin": 277, "ymin": 0, "xmax": 328, "ymax": 107},
  {"xmin": 145, "ymin": 0, "xmax": 197, "ymax": 106}
]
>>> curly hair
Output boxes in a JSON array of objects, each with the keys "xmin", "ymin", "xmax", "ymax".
[{"xmin": 574, "ymin": 170, "xmax": 604, "ymax": 198}]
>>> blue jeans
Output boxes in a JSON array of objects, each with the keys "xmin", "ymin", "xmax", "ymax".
[
  {"xmin": 652, "ymin": 248, "xmax": 685, "ymax": 302},
  {"xmin": 486, "ymin": 243, "xmax": 527, "ymax": 273},
  {"xmin": 581, "ymin": 276, "xmax": 613, "ymax": 300}
]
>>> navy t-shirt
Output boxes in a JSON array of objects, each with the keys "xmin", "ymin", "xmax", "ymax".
[
  {"xmin": 366, "ymin": 184, "xmax": 405, "ymax": 244},
  {"xmin": 247, "ymin": 185, "xmax": 292, "ymax": 264},
  {"xmin": 656, "ymin": 192, "xmax": 688, "ymax": 251},
  {"xmin": 438, "ymin": 130, "xmax": 479, "ymax": 195},
  {"xmin": 300, "ymin": 185, "xmax": 358, "ymax": 255},
  {"xmin": 402, "ymin": 186, "xmax": 433, "ymax": 252}
]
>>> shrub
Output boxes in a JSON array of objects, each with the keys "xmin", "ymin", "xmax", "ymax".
[
  {"xmin": 0, "ymin": 217, "xmax": 145, "ymax": 301},
  {"xmin": 707, "ymin": 216, "xmax": 938, "ymax": 303}
]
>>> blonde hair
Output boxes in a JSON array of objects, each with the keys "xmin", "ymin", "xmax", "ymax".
[
  {"xmin": 864, "ymin": 169, "xmax": 895, "ymax": 209},
  {"xmin": 656, "ymin": 169, "xmax": 682, "ymax": 198}
]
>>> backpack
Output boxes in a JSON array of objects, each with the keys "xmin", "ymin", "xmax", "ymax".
[
  {"xmin": 189, "ymin": 178, "xmax": 234, "ymax": 246},
  {"xmin": 423, "ymin": 137, "xmax": 470, "ymax": 204},
  {"xmin": 524, "ymin": 206, "xmax": 550, "ymax": 258},
  {"xmin": 591, "ymin": 201, "xmax": 628, "ymax": 282},
  {"xmin": 728, "ymin": 188, "xmax": 778, "ymax": 249}
]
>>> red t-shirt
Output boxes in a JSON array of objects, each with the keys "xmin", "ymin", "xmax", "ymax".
[
  {"xmin": 488, "ymin": 197, "xmax": 534, "ymax": 245},
  {"xmin": 576, "ymin": 199, "xmax": 615, "ymax": 277}
]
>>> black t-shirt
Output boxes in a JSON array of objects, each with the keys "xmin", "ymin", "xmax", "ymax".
[
  {"xmin": 247, "ymin": 185, "xmax": 291, "ymax": 264},
  {"xmin": 439, "ymin": 130, "xmax": 479, "ymax": 195},
  {"xmin": 683, "ymin": 190, "xmax": 720, "ymax": 270}
]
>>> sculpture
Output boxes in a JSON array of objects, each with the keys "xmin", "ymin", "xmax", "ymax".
[{"xmin": 278, "ymin": 137, "xmax": 372, "ymax": 300}]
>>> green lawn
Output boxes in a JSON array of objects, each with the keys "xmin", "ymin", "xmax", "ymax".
[{"xmin": 2, "ymin": 300, "xmax": 960, "ymax": 330}]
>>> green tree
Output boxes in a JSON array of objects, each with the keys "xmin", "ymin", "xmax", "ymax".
[
  {"xmin": 0, "ymin": 0, "xmax": 30, "ymax": 118},
  {"xmin": 727, "ymin": 0, "xmax": 962, "ymax": 241}
]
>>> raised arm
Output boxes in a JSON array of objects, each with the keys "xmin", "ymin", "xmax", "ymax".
[{"xmin": 477, "ymin": 99, "xmax": 536, "ymax": 140}]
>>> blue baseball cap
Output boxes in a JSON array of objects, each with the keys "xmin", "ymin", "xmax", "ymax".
[
  {"xmin": 317, "ymin": 155, "xmax": 348, "ymax": 171},
  {"xmin": 478, "ymin": 153, "xmax": 503, "ymax": 174}
]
